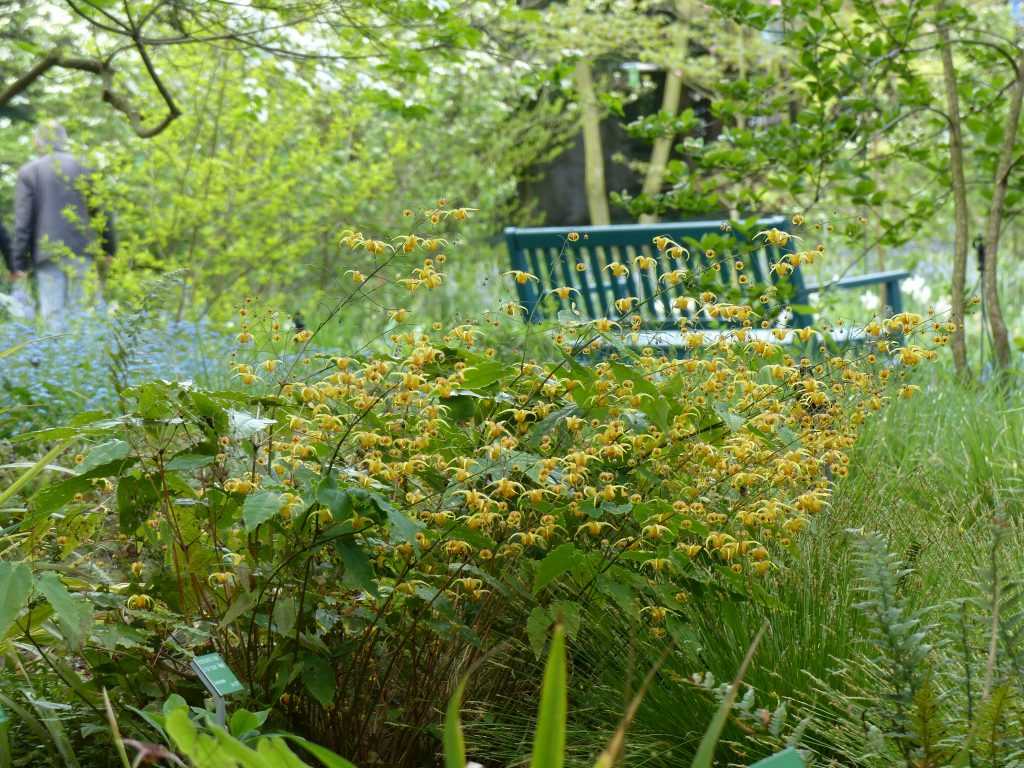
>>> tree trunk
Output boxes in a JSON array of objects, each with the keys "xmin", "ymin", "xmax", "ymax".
[
  {"xmin": 938, "ymin": 24, "xmax": 971, "ymax": 378},
  {"xmin": 639, "ymin": 66, "xmax": 685, "ymax": 224},
  {"xmin": 982, "ymin": 52, "xmax": 1024, "ymax": 370},
  {"xmin": 575, "ymin": 56, "xmax": 611, "ymax": 226}
]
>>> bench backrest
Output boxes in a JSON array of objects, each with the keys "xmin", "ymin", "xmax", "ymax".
[{"xmin": 504, "ymin": 216, "xmax": 811, "ymax": 330}]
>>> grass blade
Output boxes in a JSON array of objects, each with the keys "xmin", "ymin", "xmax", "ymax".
[
  {"xmin": 102, "ymin": 689, "xmax": 132, "ymax": 768},
  {"xmin": 690, "ymin": 621, "xmax": 768, "ymax": 768},
  {"xmin": 594, "ymin": 646, "xmax": 672, "ymax": 768},
  {"xmin": 0, "ymin": 439, "xmax": 71, "ymax": 509},
  {"xmin": 531, "ymin": 622, "xmax": 567, "ymax": 768},
  {"xmin": 443, "ymin": 677, "xmax": 467, "ymax": 768}
]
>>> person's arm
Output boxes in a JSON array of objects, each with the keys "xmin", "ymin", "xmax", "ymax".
[
  {"xmin": 0, "ymin": 221, "xmax": 11, "ymax": 274},
  {"xmin": 11, "ymin": 167, "xmax": 35, "ymax": 278}
]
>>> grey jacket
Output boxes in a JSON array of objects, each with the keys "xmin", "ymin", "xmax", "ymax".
[{"xmin": 12, "ymin": 151, "xmax": 115, "ymax": 273}]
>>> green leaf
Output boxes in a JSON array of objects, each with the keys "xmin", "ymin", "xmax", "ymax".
[
  {"xmin": 272, "ymin": 597, "xmax": 297, "ymax": 637},
  {"xmin": 116, "ymin": 474, "xmax": 160, "ymax": 533},
  {"xmin": 164, "ymin": 709, "xmax": 199, "ymax": 758},
  {"xmin": 334, "ymin": 536, "xmax": 378, "ymax": 597},
  {"xmin": 0, "ymin": 562, "xmax": 32, "ymax": 641},
  {"xmin": 527, "ymin": 606, "xmax": 551, "ymax": 660},
  {"xmin": 28, "ymin": 475, "xmax": 93, "ymax": 517},
  {"xmin": 548, "ymin": 600, "xmax": 581, "ymax": 640},
  {"xmin": 713, "ymin": 405, "xmax": 745, "ymax": 432},
  {"xmin": 533, "ymin": 543, "xmax": 579, "ymax": 594},
  {"xmin": 165, "ymin": 453, "xmax": 215, "ymax": 472},
  {"xmin": 219, "ymin": 589, "xmax": 256, "ymax": 629},
  {"xmin": 243, "ymin": 491, "xmax": 282, "ymax": 532},
  {"xmin": 385, "ymin": 504, "xmax": 424, "ymax": 545},
  {"xmin": 163, "ymin": 694, "xmax": 188, "ymax": 716},
  {"xmin": 78, "ymin": 440, "xmax": 130, "ymax": 475},
  {"xmin": 316, "ymin": 477, "xmax": 352, "ymax": 519},
  {"xmin": 35, "ymin": 573, "xmax": 93, "ymax": 651},
  {"xmin": 530, "ymin": 622, "xmax": 567, "ymax": 768},
  {"xmin": 443, "ymin": 677, "xmax": 467, "ymax": 768},
  {"xmin": 280, "ymin": 735, "xmax": 358, "ymax": 768},
  {"xmin": 460, "ymin": 360, "xmax": 512, "ymax": 389},
  {"xmin": 229, "ymin": 708, "xmax": 268, "ymax": 738},
  {"xmin": 301, "ymin": 655, "xmax": 337, "ymax": 708},
  {"xmin": 258, "ymin": 738, "xmax": 309, "ymax": 767}
]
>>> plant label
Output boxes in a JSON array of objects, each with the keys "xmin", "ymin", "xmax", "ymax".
[{"xmin": 191, "ymin": 653, "xmax": 244, "ymax": 697}]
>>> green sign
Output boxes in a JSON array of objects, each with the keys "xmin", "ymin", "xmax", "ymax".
[
  {"xmin": 192, "ymin": 653, "xmax": 244, "ymax": 697},
  {"xmin": 749, "ymin": 748, "xmax": 804, "ymax": 768},
  {"xmin": 0, "ymin": 704, "xmax": 7, "ymax": 726}
]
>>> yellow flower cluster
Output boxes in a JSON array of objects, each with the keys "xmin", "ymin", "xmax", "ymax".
[{"xmin": 201, "ymin": 210, "xmax": 939, "ymax": 625}]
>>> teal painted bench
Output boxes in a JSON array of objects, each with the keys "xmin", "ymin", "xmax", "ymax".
[{"xmin": 504, "ymin": 216, "xmax": 909, "ymax": 344}]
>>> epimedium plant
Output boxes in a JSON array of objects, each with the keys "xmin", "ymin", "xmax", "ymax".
[{"xmin": 1, "ymin": 206, "xmax": 941, "ymax": 766}]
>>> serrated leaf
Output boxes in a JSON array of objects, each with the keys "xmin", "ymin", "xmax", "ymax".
[
  {"xmin": 78, "ymin": 440, "xmax": 130, "ymax": 475},
  {"xmin": 533, "ymin": 543, "xmax": 579, "ymax": 594},
  {"xmin": 243, "ymin": 491, "xmax": 282, "ymax": 532}
]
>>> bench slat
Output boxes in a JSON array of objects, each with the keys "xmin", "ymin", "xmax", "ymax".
[{"xmin": 506, "ymin": 218, "xmax": 909, "ymax": 340}]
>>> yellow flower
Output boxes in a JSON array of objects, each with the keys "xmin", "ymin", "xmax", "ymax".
[
  {"xmin": 504, "ymin": 270, "xmax": 538, "ymax": 285},
  {"xmin": 551, "ymin": 286, "xmax": 579, "ymax": 300},
  {"xmin": 899, "ymin": 384, "xmax": 920, "ymax": 399},
  {"xmin": 757, "ymin": 227, "xmax": 792, "ymax": 247},
  {"xmin": 127, "ymin": 594, "xmax": 154, "ymax": 610}
]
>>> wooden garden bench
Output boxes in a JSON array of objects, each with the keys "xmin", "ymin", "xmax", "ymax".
[{"xmin": 504, "ymin": 215, "xmax": 910, "ymax": 347}]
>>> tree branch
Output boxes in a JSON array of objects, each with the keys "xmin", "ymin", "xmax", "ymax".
[{"xmin": 0, "ymin": 49, "xmax": 105, "ymax": 108}]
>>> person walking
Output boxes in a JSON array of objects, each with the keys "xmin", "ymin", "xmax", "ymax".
[{"xmin": 10, "ymin": 121, "xmax": 115, "ymax": 330}]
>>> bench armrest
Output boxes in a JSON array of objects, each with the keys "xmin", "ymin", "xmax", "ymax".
[
  {"xmin": 803, "ymin": 269, "xmax": 911, "ymax": 316},
  {"xmin": 804, "ymin": 269, "xmax": 910, "ymax": 293}
]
